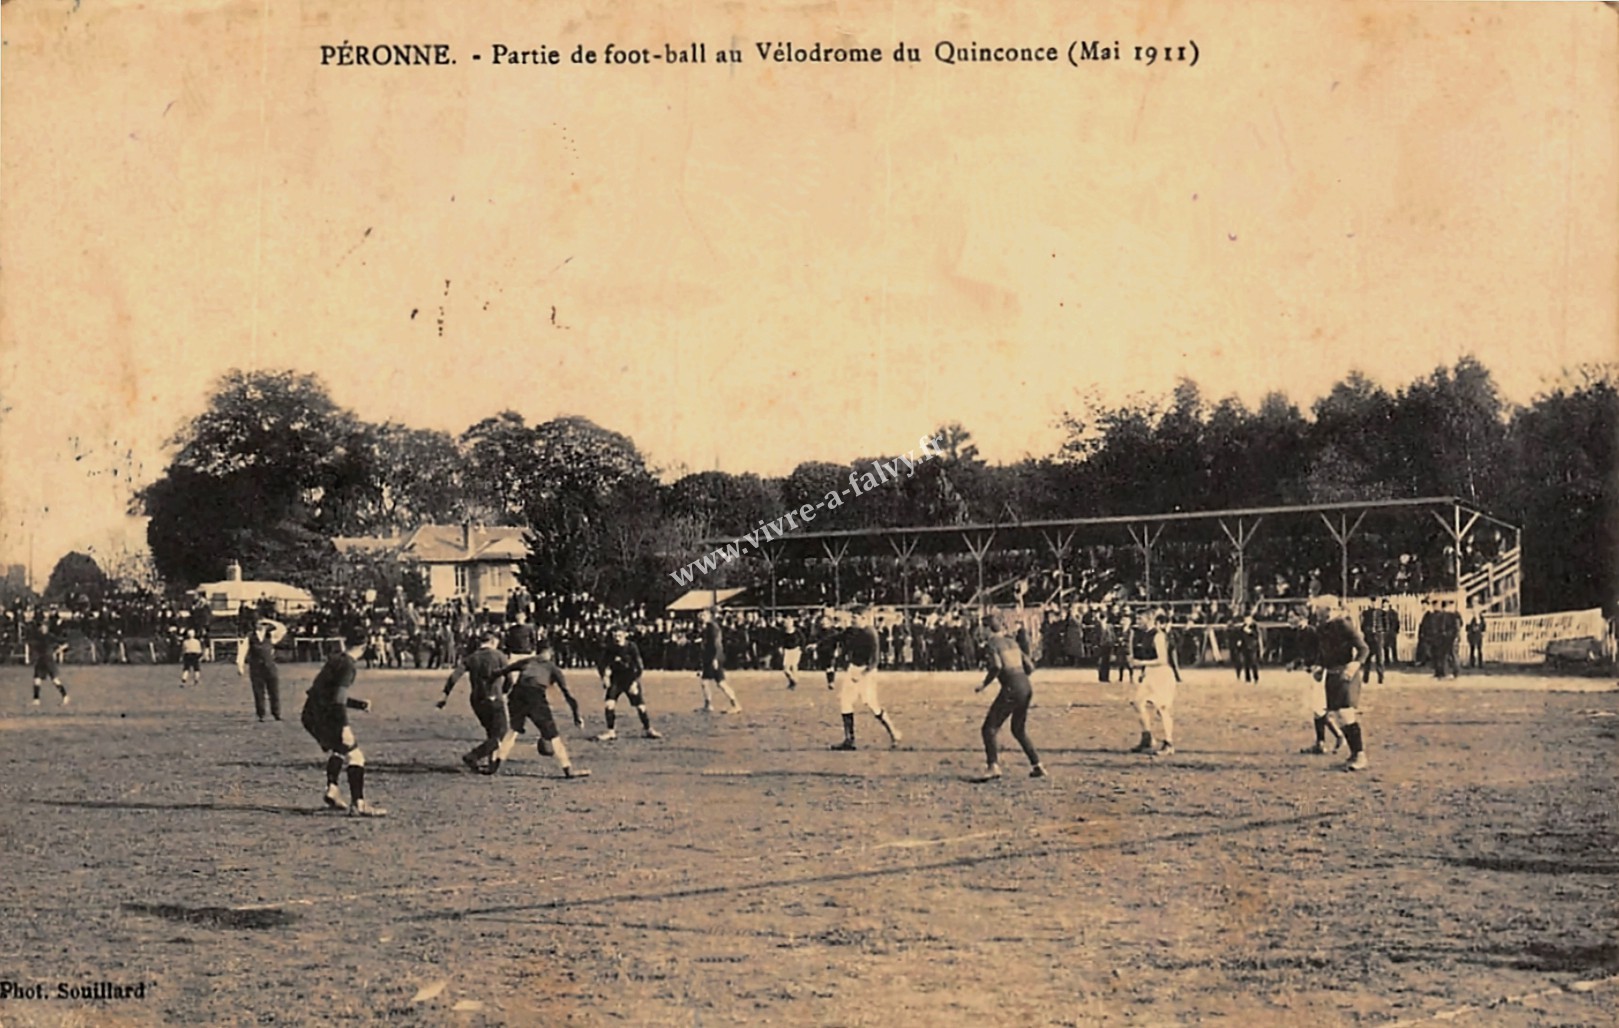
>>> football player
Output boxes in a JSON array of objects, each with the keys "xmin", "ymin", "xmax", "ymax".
[
  {"xmin": 594, "ymin": 626, "xmax": 662, "ymax": 741},
  {"xmin": 437, "ymin": 630, "xmax": 516, "ymax": 774},
  {"xmin": 300, "ymin": 629, "xmax": 385, "ymax": 816},
  {"xmin": 829, "ymin": 607, "xmax": 901, "ymax": 751},
  {"xmin": 975, "ymin": 612, "xmax": 1046, "ymax": 780},
  {"xmin": 498, "ymin": 645, "xmax": 590, "ymax": 778}
]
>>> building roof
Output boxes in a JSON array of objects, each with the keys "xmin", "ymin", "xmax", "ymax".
[
  {"xmin": 334, "ymin": 524, "xmax": 529, "ymax": 564},
  {"xmin": 667, "ymin": 587, "xmax": 749, "ymax": 612}
]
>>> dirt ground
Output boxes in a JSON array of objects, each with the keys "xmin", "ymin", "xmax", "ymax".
[{"xmin": 0, "ymin": 660, "xmax": 1614, "ymax": 1027}]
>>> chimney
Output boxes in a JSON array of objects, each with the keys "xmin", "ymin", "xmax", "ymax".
[
  {"xmin": 226, "ymin": 560, "xmax": 243, "ymax": 582},
  {"xmin": 461, "ymin": 520, "xmax": 472, "ymax": 551}
]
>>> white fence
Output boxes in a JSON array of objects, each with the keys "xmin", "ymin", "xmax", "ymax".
[{"xmin": 1481, "ymin": 608, "xmax": 1613, "ymax": 665}]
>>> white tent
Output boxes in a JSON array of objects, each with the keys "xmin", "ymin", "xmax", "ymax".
[{"xmin": 198, "ymin": 562, "xmax": 316, "ymax": 616}]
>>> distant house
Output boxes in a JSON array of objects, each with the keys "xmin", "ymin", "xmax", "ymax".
[{"xmin": 334, "ymin": 524, "xmax": 529, "ymax": 610}]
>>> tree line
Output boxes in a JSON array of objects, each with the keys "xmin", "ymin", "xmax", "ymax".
[{"xmin": 131, "ymin": 358, "xmax": 1617, "ymax": 614}]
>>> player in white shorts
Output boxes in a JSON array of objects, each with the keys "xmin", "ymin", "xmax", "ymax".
[
  {"xmin": 1128, "ymin": 612, "xmax": 1176, "ymax": 756},
  {"xmin": 829, "ymin": 607, "xmax": 901, "ymax": 750}
]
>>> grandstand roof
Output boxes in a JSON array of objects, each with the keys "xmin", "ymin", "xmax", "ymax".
[{"xmin": 703, "ymin": 496, "xmax": 1519, "ymax": 562}]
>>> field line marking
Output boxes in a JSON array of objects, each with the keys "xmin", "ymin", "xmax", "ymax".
[{"xmin": 870, "ymin": 820, "xmax": 1090, "ymax": 852}]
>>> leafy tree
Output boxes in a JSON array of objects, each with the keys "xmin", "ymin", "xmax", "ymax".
[
  {"xmin": 780, "ymin": 461, "xmax": 848, "ymax": 523},
  {"xmin": 139, "ymin": 370, "xmax": 369, "ymax": 587},
  {"xmin": 459, "ymin": 411, "xmax": 542, "ymax": 524},
  {"xmin": 516, "ymin": 416, "xmax": 655, "ymax": 597},
  {"xmin": 664, "ymin": 471, "xmax": 781, "ymax": 538},
  {"xmin": 359, "ymin": 423, "xmax": 467, "ymax": 531},
  {"xmin": 43, "ymin": 551, "xmax": 110, "ymax": 606},
  {"xmin": 1504, "ymin": 366, "xmax": 1619, "ymax": 612}
]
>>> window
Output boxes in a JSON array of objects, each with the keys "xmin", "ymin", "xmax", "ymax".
[{"xmin": 453, "ymin": 565, "xmax": 469, "ymax": 595}]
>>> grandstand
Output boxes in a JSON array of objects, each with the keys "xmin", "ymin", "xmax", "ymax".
[{"xmin": 707, "ymin": 496, "xmax": 1522, "ymax": 617}]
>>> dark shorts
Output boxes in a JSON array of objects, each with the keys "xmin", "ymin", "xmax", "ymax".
[
  {"xmin": 33, "ymin": 658, "xmax": 58, "ymax": 679},
  {"xmin": 301, "ymin": 701, "xmax": 353, "ymax": 753},
  {"xmin": 182, "ymin": 653, "xmax": 203, "ymax": 672},
  {"xmin": 1324, "ymin": 670, "xmax": 1361, "ymax": 712},
  {"xmin": 701, "ymin": 663, "xmax": 725, "ymax": 682},
  {"xmin": 605, "ymin": 676, "xmax": 643, "ymax": 704},
  {"xmin": 472, "ymin": 695, "xmax": 511, "ymax": 739},
  {"xmin": 507, "ymin": 687, "xmax": 558, "ymax": 740}
]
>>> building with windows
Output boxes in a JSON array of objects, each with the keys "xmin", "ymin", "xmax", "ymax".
[{"xmin": 334, "ymin": 523, "xmax": 529, "ymax": 610}]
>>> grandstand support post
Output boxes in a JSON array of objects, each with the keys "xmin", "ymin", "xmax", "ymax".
[
  {"xmin": 762, "ymin": 543, "xmax": 782, "ymax": 612},
  {"xmin": 961, "ymin": 530, "xmax": 997, "ymax": 611},
  {"xmin": 1126, "ymin": 523, "xmax": 1165, "ymax": 603},
  {"xmin": 887, "ymin": 536, "xmax": 920, "ymax": 607},
  {"xmin": 1041, "ymin": 528, "xmax": 1077, "ymax": 605},
  {"xmin": 820, "ymin": 539, "xmax": 851, "ymax": 607},
  {"xmin": 1218, "ymin": 516, "xmax": 1263, "ymax": 610},
  {"xmin": 1431, "ymin": 504, "xmax": 1481, "ymax": 605},
  {"xmin": 1318, "ymin": 511, "xmax": 1367, "ymax": 598}
]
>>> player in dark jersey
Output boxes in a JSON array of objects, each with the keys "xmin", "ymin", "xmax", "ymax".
[
  {"xmin": 300, "ymin": 631, "xmax": 385, "ymax": 816},
  {"xmin": 236, "ymin": 617, "xmax": 286, "ymax": 721},
  {"xmin": 437, "ymin": 630, "xmax": 517, "ymax": 774},
  {"xmin": 498, "ymin": 645, "xmax": 590, "ymax": 778},
  {"xmin": 594, "ymin": 626, "xmax": 662, "ymax": 741},
  {"xmin": 1300, "ymin": 606, "xmax": 1346, "ymax": 755},
  {"xmin": 976, "ymin": 613, "xmax": 1047, "ymax": 780},
  {"xmin": 501, "ymin": 610, "xmax": 540, "ymax": 689},
  {"xmin": 695, "ymin": 608, "xmax": 742, "ymax": 714},
  {"xmin": 778, "ymin": 616, "xmax": 803, "ymax": 690},
  {"xmin": 830, "ymin": 607, "xmax": 901, "ymax": 751},
  {"xmin": 31, "ymin": 626, "xmax": 69, "ymax": 706},
  {"xmin": 1306, "ymin": 598, "xmax": 1371, "ymax": 770},
  {"xmin": 814, "ymin": 615, "xmax": 842, "ymax": 688}
]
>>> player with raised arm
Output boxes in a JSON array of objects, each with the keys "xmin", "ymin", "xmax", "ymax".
[
  {"xmin": 1129, "ymin": 612, "xmax": 1177, "ymax": 756},
  {"xmin": 437, "ymin": 630, "xmax": 517, "ymax": 775},
  {"xmin": 829, "ymin": 607, "xmax": 901, "ymax": 751},
  {"xmin": 300, "ymin": 629, "xmax": 385, "ymax": 816},
  {"xmin": 496, "ymin": 644, "xmax": 591, "ymax": 779},
  {"xmin": 975, "ymin": 612, "xmax": 1047, "ymax": 781},
  {"xmin": 594, "ymin": 626, "xmax": 662, "ymax": 741},
  {"xmin": 236, "ymin": 617, "xmax": 286, "ymax": 721}
]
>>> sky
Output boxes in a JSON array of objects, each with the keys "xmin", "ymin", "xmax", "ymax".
[{"xmin": 2, "ymin": 0, "xmax": 1615, "ymax": 585}]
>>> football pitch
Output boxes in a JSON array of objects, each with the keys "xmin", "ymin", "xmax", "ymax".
[{"xmin": 0, "ymin": 662, "xmax": 1614, "ymax": 1027}]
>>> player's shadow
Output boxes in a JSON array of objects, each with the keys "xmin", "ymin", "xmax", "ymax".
[
  {"xmin": 122, "ymin": 902, "xmax": 301, "ymax": 930},
  {"xmin": 215, "ymin": 758, "xmax": 466, "ymax": 776},
  {"xmin": 1387, "ymin": 939, "xmax": 1618, "ymax": 974},
  {"xmin": 352, "ymin": 760, "xmax": 468, "ymax": 776},
  {"xmin": 35, "ymin": 798, "xmax": 319, "ymax": 816},
  {"xmin": 1439, "ymin": 854, "xmax": 1619, "ymax": 876}
]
